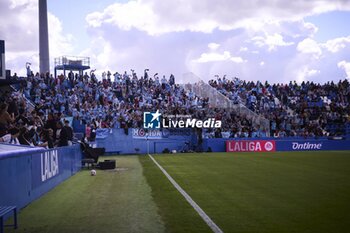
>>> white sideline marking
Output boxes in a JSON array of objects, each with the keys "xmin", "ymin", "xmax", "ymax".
[{"xmin": 148, "ymin": 154, "xmax": 223, "ymax": 233}]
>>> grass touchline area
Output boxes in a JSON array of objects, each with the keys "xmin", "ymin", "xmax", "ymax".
[
  {"xmin": 148, "ymin": 153, "xmax": 223, "ymax": 233},
  {"xmin": 7, "ymin": 156, "xmax": 166, "ymax": 233},
  {"xmin": 7, "ymin": 151, "xmax": 350, "ymax": 233},
  {"xmin": 141, "ymin": 151, "xmax": 350, "ymax": 233}
]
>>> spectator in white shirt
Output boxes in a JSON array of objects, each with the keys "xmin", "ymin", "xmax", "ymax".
[{"xmin": 0, "ymin": 127, "xmax": 20, "ymax": 145}]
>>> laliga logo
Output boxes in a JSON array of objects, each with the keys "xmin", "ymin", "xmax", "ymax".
[
  {"xmin": 41, "ymin": 150, "xmax": 59, "ymax": 182},
  {"xmin": 264, "ymin": 142, "xmax": 274, "ymax": 151},
  {"xmin": 143, "ymin": 110, "xmax": 162, "ymax": 129}
]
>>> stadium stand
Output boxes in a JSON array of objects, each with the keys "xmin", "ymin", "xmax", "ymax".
[
  {"xmin": 209, "ymin": 76, "xmax": 350, "ymax": 138},
  {"xmin": 0, "ymin": 69, "xmax": 349, "ymax": 151}
]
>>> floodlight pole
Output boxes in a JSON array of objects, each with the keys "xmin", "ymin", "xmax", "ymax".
[{"xmin": 39, "ymin": 0, "xmax": 50, "ymax": 74}]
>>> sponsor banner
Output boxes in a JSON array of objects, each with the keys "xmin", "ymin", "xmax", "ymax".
[
  {"xmin": 31, "ymin": 149, "xmax": 62, "ymax": 188},
  {"xmin": 1, "ymin": 144, "xmax": 81, "ymax": 210},
  {"xmin": 277, "ymin": 140, "xmax": 350, "ymax": 151},
  {"xmin": 96, "ymin": 128, "xmax": 110, "ymax": 139},
  {"xmin": 132, "ymin": 128, "xmax": 163, "ymax": 139},
  {"xmin": 226, "ymin": 140, "xmax": 276, "ymax": 152},
  {"xmin": 291, "ymin": 141, "xmax": 322, "ymax": 150}
]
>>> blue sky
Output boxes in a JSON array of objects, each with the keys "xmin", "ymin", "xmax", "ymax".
[
  {"xmin": 306, "ymin": 11, "xmax": 350, "ymax": 42},
  {"xmin": 1, "ymin": 0, "xmax": 350, "ymax": 83},
  {"xmin": 47, "ymin": 0, "xmax": 121, "ymax": 53}
]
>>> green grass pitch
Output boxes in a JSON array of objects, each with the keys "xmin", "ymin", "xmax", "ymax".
[{"xmin": 7, "ymin": 151, "xmax": 350, "ymax": 233}]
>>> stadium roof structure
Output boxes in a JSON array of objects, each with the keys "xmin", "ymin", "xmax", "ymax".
[{"xmin": 54, "ymin": 56, "xmax": 90, "ymax": 77}]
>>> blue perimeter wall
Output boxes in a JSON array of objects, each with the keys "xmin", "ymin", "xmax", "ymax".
[
  {"xmin": 96, "ymin": 128, "xmax": 195, "ymax": 154},
  {"xmin": 204, "ymin": 138, "xmax": 350, "ymax": 152},
  {"xmin": 0, "ymin": 144, "xmax": 82, "ymax": 211},
  {"xmin": 96, "ymin": 128, "xmax": 350, "ymax": 154}
]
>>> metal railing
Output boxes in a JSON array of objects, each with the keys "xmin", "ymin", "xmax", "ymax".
[
  {"xmin": 180, "ymin": 72, "xmax": 270, "ymax": 135},
  {"xmin": 54, "ymin": 56, "xmax": 90, "ymax": 67}
]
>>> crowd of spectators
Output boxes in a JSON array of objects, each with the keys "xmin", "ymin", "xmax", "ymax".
[
  {"xmin": 0, "ymin": 85, "xmax": 73, "ymax": 148},
  {"xmin": 0, "ymin": 68, "xmax": 349, "ymax": 148},
  {"xmin": 1, "ymin": 69, "xmax": 211, "ymax": 147},
  {"xmin": 21, "ymin": 70, "xmax": 222, "ymax": 136},
  {"xmin": 209, "ymin": 76, "xmax": 350, "ymax": 138}
]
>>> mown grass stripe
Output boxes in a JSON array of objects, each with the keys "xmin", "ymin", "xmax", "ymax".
[{"xmin": 148, "ymin": 154, "xmax": 223, "ymax": 233}]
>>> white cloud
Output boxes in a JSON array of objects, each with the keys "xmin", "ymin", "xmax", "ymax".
[
  {"xmin": 208, "ymin": 43, "xmax": 220, "ymax": 50},
  {"xmin": 303, "ymin": 21, "xmax": 318, "ymax": 35},
  {"xmin": 322, "ymin": 36, "xmax": 350, "ymax": 53},
  {"xmin": 0, "ymin": 0, "xmax": 74, "ymax": 75},
  {"xmin": 9, "ymin": 0, "xmax": 36, "ymax": 9},
  {"xmin": 296, "ymin": 66, "xmax": 320, "ymax": 83},
  {"xmin": 338, "ymin": 60, "xmax": 350, "ymax": 79},
  {"xmin": 48, "ymin": 13, "xmax": 74, "ymax": 59},
  {"xmin": 297, "ymin": 38, "xmax": 322, "ymax": 59},
  {"xmin": 252, "ymin": 33, "xmax": 294, "ymax": 51},
  {"xmin": 3, "ymin": 0, "xmax": 350, "ymax": 85},
  {"xmin": 239, "ymin": 47, "xmax": 248, "ymax": 52},
  {"xmin": 230, "ymin": 56, "xmax": 245, "ymax": 63},
  {"xmin": 78, "ymin": 36, "xmax": 117, "ymax": 73},
  {"xmin": 85, "ymin": 0, "xmax": 350, "ymax": 36},
  {"xmin": 307, "ymin": 69, "xmax": 320, "ymax": 76},
  {"xmin": 86, "ymin": 1, "xmax": 157, "ymax": 32},
  {"xmin": 0, "ymin": 0, "xmax": 37, "ymax": 52},
  {"xmin": 193, "ymin": 51, "xmax": 245, "ymax": 63},
  {"xmin": 0, "ymin": 0, "xmax": 39, "ymax": 74}
]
